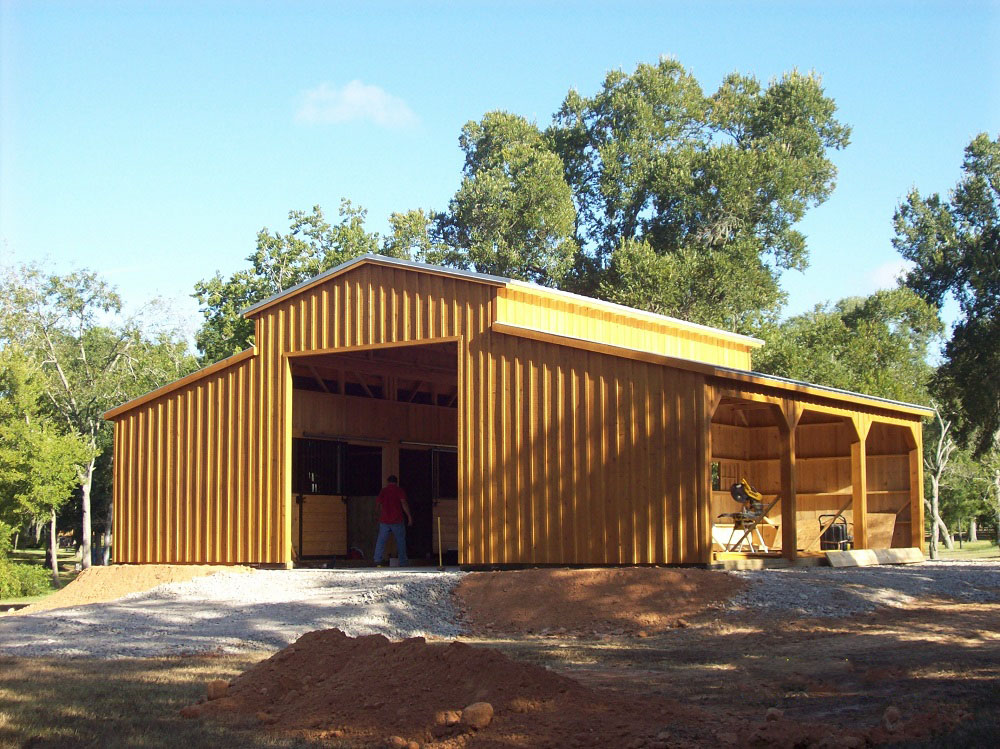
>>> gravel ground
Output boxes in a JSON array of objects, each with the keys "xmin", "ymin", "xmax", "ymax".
[
  {"xmin": 726, "ymin": 559, "xmax": 1000, "ymax": 617},
  {"xmin": 0, "ymin": 569, "xmax": 464, "ymax": 658},
  {"xmin": 2, "ymin": 561, "xmax": 998, "ymax": 658}
]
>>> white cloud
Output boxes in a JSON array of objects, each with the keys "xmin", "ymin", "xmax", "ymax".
[
  {"xmin": 295, "ymin": 80, "xmax": 418, "ymax": 129},
  {"xmin": 867, "ymin": 258, "xmax": 913, "ymax": 290}
]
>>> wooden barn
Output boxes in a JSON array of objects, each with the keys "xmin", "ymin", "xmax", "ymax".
[{"xmin": 104, "ymin": 254, "xmax": 931, "ymax": 567}]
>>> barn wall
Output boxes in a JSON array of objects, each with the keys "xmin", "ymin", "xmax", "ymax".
[
  {"xmin": 462, "ymin": 330, "xmax": 710, "ymax": 565},
  {"xmin": 292, "ymin": 389, "xmax": 457, "ymax": 444},
  {"xmin": 496, "ymin": 286, "xmax": 755, "ymax": 369},
  {"xmin": 112, "ymin": 351, "xmax": 267, "ymax": 564},
  {"xmin": 866, "ymin": 422, "xmax": 916, "ymax": 548}
]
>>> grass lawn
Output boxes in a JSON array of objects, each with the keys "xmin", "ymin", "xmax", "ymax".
[
  {"xmin": 0, "ymin": 654, "xmax": 334, "ymax": 749},
  {"xmin": 937, "ymin": 539, "xmax": 1000, "ymax": 560},
  {"xmin": 1, "ymin": 549, "xmax": 81, "ymax": 606}
]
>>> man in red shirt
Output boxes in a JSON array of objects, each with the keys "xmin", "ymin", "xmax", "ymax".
[{"xmin": 373, "ymin": 475, "xmax": 413, "ymax": 566}]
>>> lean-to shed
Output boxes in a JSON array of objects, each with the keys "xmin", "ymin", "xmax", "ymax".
[{"xmin": 105, "ymin": 254, "xmax": 932, "ymax": 567}]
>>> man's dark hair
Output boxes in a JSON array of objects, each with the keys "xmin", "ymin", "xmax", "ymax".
[{"xmin": 387, "ymin": 475, "xmax": 398, "ymax": 484}]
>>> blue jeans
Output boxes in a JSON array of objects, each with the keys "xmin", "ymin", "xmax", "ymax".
[{"xmin": 374, "ymin": 522, "xmax": 407, "ymax": 566}]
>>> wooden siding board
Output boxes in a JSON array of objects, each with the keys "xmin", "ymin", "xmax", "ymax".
[{"xmin": 494, "ymin": 285, "xmax": 757, "ymax": 369}]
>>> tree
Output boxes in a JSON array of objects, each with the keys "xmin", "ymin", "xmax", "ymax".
[
  {"xmin": 194, "ymin": 200, "xmax": 412, "ymax": 364},
  {"xmin": 943, "ymin": 446, "xmax": 993, "ymax": 542},
  {"xmin": 0, "ymin": 265, "xmax": 195, "ymax": 569},
  {"xmin": 383, "ymin": 209, "xmax": 440, "ymax": 261},
  {"xmin": 923, "ymin": 406, "xmax": 958, "ymax": 559},
  {"xmin": 894, "ymin": 133, "xmax": 1000, "ymax": 456},
  {"xmin": 0, "ymin": 346, "xmax": 92, "ymax": 582},
  {"xmin": 752, "ymin": 287, "xmax": 942, "ymax": 403},
  {"xmin": 548, "ymin": 59, "xmax": 851, "ymax": 331},
  {"xmin": 432, "ymin": 111, "xmax": 578, "ymax": 286}
]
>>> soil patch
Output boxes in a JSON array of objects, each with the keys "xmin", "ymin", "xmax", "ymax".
[
  {"xmin": 10, "ymin": 564, "xmax": 250, "ymax": 615},
  {"xmin": 455, "ymin": 567, "xmax": 743, "ymax": 636},
  {"xmin": 188, "ymin": 628, "xmax": 722, "ymax": 747},
  {"xmin": 189, "ymin": 628, "xmax": 971, "ymax": 748}
]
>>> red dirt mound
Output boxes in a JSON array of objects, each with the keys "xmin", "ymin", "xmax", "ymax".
[
  {"xmin": 455, "ymin": 567, "xmax": 744, "ymax": 636},
  {"xmin": 191, "ymin": 628, "xmax": 714, "ymax": 748},
  {"xmin": 10, "ymin": 564, "xmax": 250, "ymax": 615},
  {"xmin": 188, "ymin": 629, "xmax": 963, "ymax": 748}
]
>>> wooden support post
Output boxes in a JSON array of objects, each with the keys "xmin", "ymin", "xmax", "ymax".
[
  {"xmin": 698, "ymin": 386, "xmax": 713, "ymax": 565},
  {"xmin": 908, "ymin": 422, "xmax": 925, "ymax": 552},
  {"xmin": 282, "ymin": 356, "xmax": 294, "ymax": 568},
  {"xmin": 851, "ymin": 415, "xmax": 871, "ymax": 550},
  {"xmin": 701, "ymin": 385, "xmax": 724, "ymax": 564},
  {"xmin": 385, "ymin": 442, "xmax": 400, "ymax": 485},
  {"xmin": 779, "ymin": 403, "xmax": 802, "ymax": 560}
]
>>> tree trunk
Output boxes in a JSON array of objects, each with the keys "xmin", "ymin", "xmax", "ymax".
[
  {"xmin": 49, "ymin": 509, "xmax": 61, "ymax": 588},
  {"xmin": 927, "ymin": 476, "xmax": 940, "ymax": 560},
  {"xmin": 103, "ymin": 502, "xmax": 113, "ymax": 565},
  {"xmin": 12, "ymin": 531, "xmax": 18, "ymax": 551},
  {"xmin": 995, "ymin": 468, "xmax": 1000, "ymax": 546},
  {"xmin": 969, "ymin": 518, "xmax": 978, "ymax": 543},
  {"xmin": 33, "ymin": 519, "xmax": 43, "ymax": 545},
  {"xmin": 80, "ymin": 457, "xmax": 96, "ymax": 570},
  {"xmin": 937, "ymin": 517, "xmax": 954, "ymax": 550}
]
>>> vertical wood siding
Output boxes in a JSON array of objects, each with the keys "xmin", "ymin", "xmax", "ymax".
[
  {"xmin": 112, "ymin": 353, "xmax": 260, "ymax": 563},
  {"xmin": 461, "ymin": 330, "xmax": 710, "ymax": 565},
  {"xmin": 496, "ymin": 286, "xmax": 755, "ymax": 369}
]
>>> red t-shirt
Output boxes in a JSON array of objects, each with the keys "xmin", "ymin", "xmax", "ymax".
[{"xmin": 376, "ymin": 484, "xmax": 407, "ymax": 524}]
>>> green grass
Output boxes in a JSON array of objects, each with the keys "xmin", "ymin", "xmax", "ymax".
[
  {"xmin": 0, "ymin": 654, "xmax": 333, "ymax": 749},
  {"xmin": 0, "ymin": 548, "xmax": 81, "ymax": 604},
  {"xmin": 937, "ymin": 539, "xmax": 1000, "ymax": 561}
]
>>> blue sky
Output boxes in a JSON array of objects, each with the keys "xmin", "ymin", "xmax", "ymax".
[{"xmin": 1, "ymin": 1, "xmax": 997, "ymax": 340}]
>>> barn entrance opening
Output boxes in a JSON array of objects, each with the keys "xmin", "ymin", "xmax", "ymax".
[
  {"xmin": 709, "ymin": 398, "xmax": 785, "ymax": 558},
  {"xmin": 288, "ymin": 341, "xmax": 460, "ymax": 566}
]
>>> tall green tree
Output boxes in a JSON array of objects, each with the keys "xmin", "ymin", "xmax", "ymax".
[
  {"xmin": 432, "ymin": 111, "xmax": 578, "ymax": 286},
  {"xmin": 193, "ymin": 201, "xmax": 380, "ymax": 362},
  {"xmin": 893, "ymin": 133, "xmax": 1000, "ymax": 455},
  {"xmin": 0, "ymin": 265, "xmax": 195, "ymax": 569},
  {"xmin": 753, "ymin": 287, "xmax": 941, "ymax": 403},
  {"xmin": 548, "ymin": 59, "xmax": 851, "ymax": 330},
  {"xmin": 0, "ymin": 347, "xmax": 92, "ymax": 582},
  {"xmin": 194, "ymin": 200, "xmax": 428, "ymax": 364}
]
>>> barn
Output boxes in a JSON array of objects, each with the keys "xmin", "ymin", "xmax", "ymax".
[{"xmin": 104, "ymin": 254, "xmax": 930, "ymax": 567}]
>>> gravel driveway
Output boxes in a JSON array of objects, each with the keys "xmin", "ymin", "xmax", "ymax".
[
  {"xmin": 727, "ymin": 559, "xmax": 1000, "ymax": 617},
  {"xmin": 0, "ymin": 569, "xmax": 464, "ymax": 658},
  {"xmin": 2, "ymin": 560, "xmax": 998, "ymax": 658}
]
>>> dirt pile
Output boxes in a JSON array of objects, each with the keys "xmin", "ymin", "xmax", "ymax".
[
  {"xmin": 186, "ymin": 628, "xmax": 966, "ymax": 748},
  {"xmin": 455, "ymin": 567, "xmax": 744, "ymax": 636},
  {"xmin": 188, "ymin": 628, "xmax": 716, "ymax": 748},
  {"xmin": 11, "ymin": 564, "xmax": 250, "ymax": 615}
]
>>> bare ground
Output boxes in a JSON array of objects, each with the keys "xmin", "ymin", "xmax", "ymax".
[
  {"xmin": 2, "ymin": 565, "xmax": 997, "ymax": 747},
  {"xmin": 7, "ymin": 564, "xmax": 251, "ymax": 615}
]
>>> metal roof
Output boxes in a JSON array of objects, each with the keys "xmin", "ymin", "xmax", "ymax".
[{"xmin": 711, "ymin": 364, "xmax": 934, "ymax": 414}]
